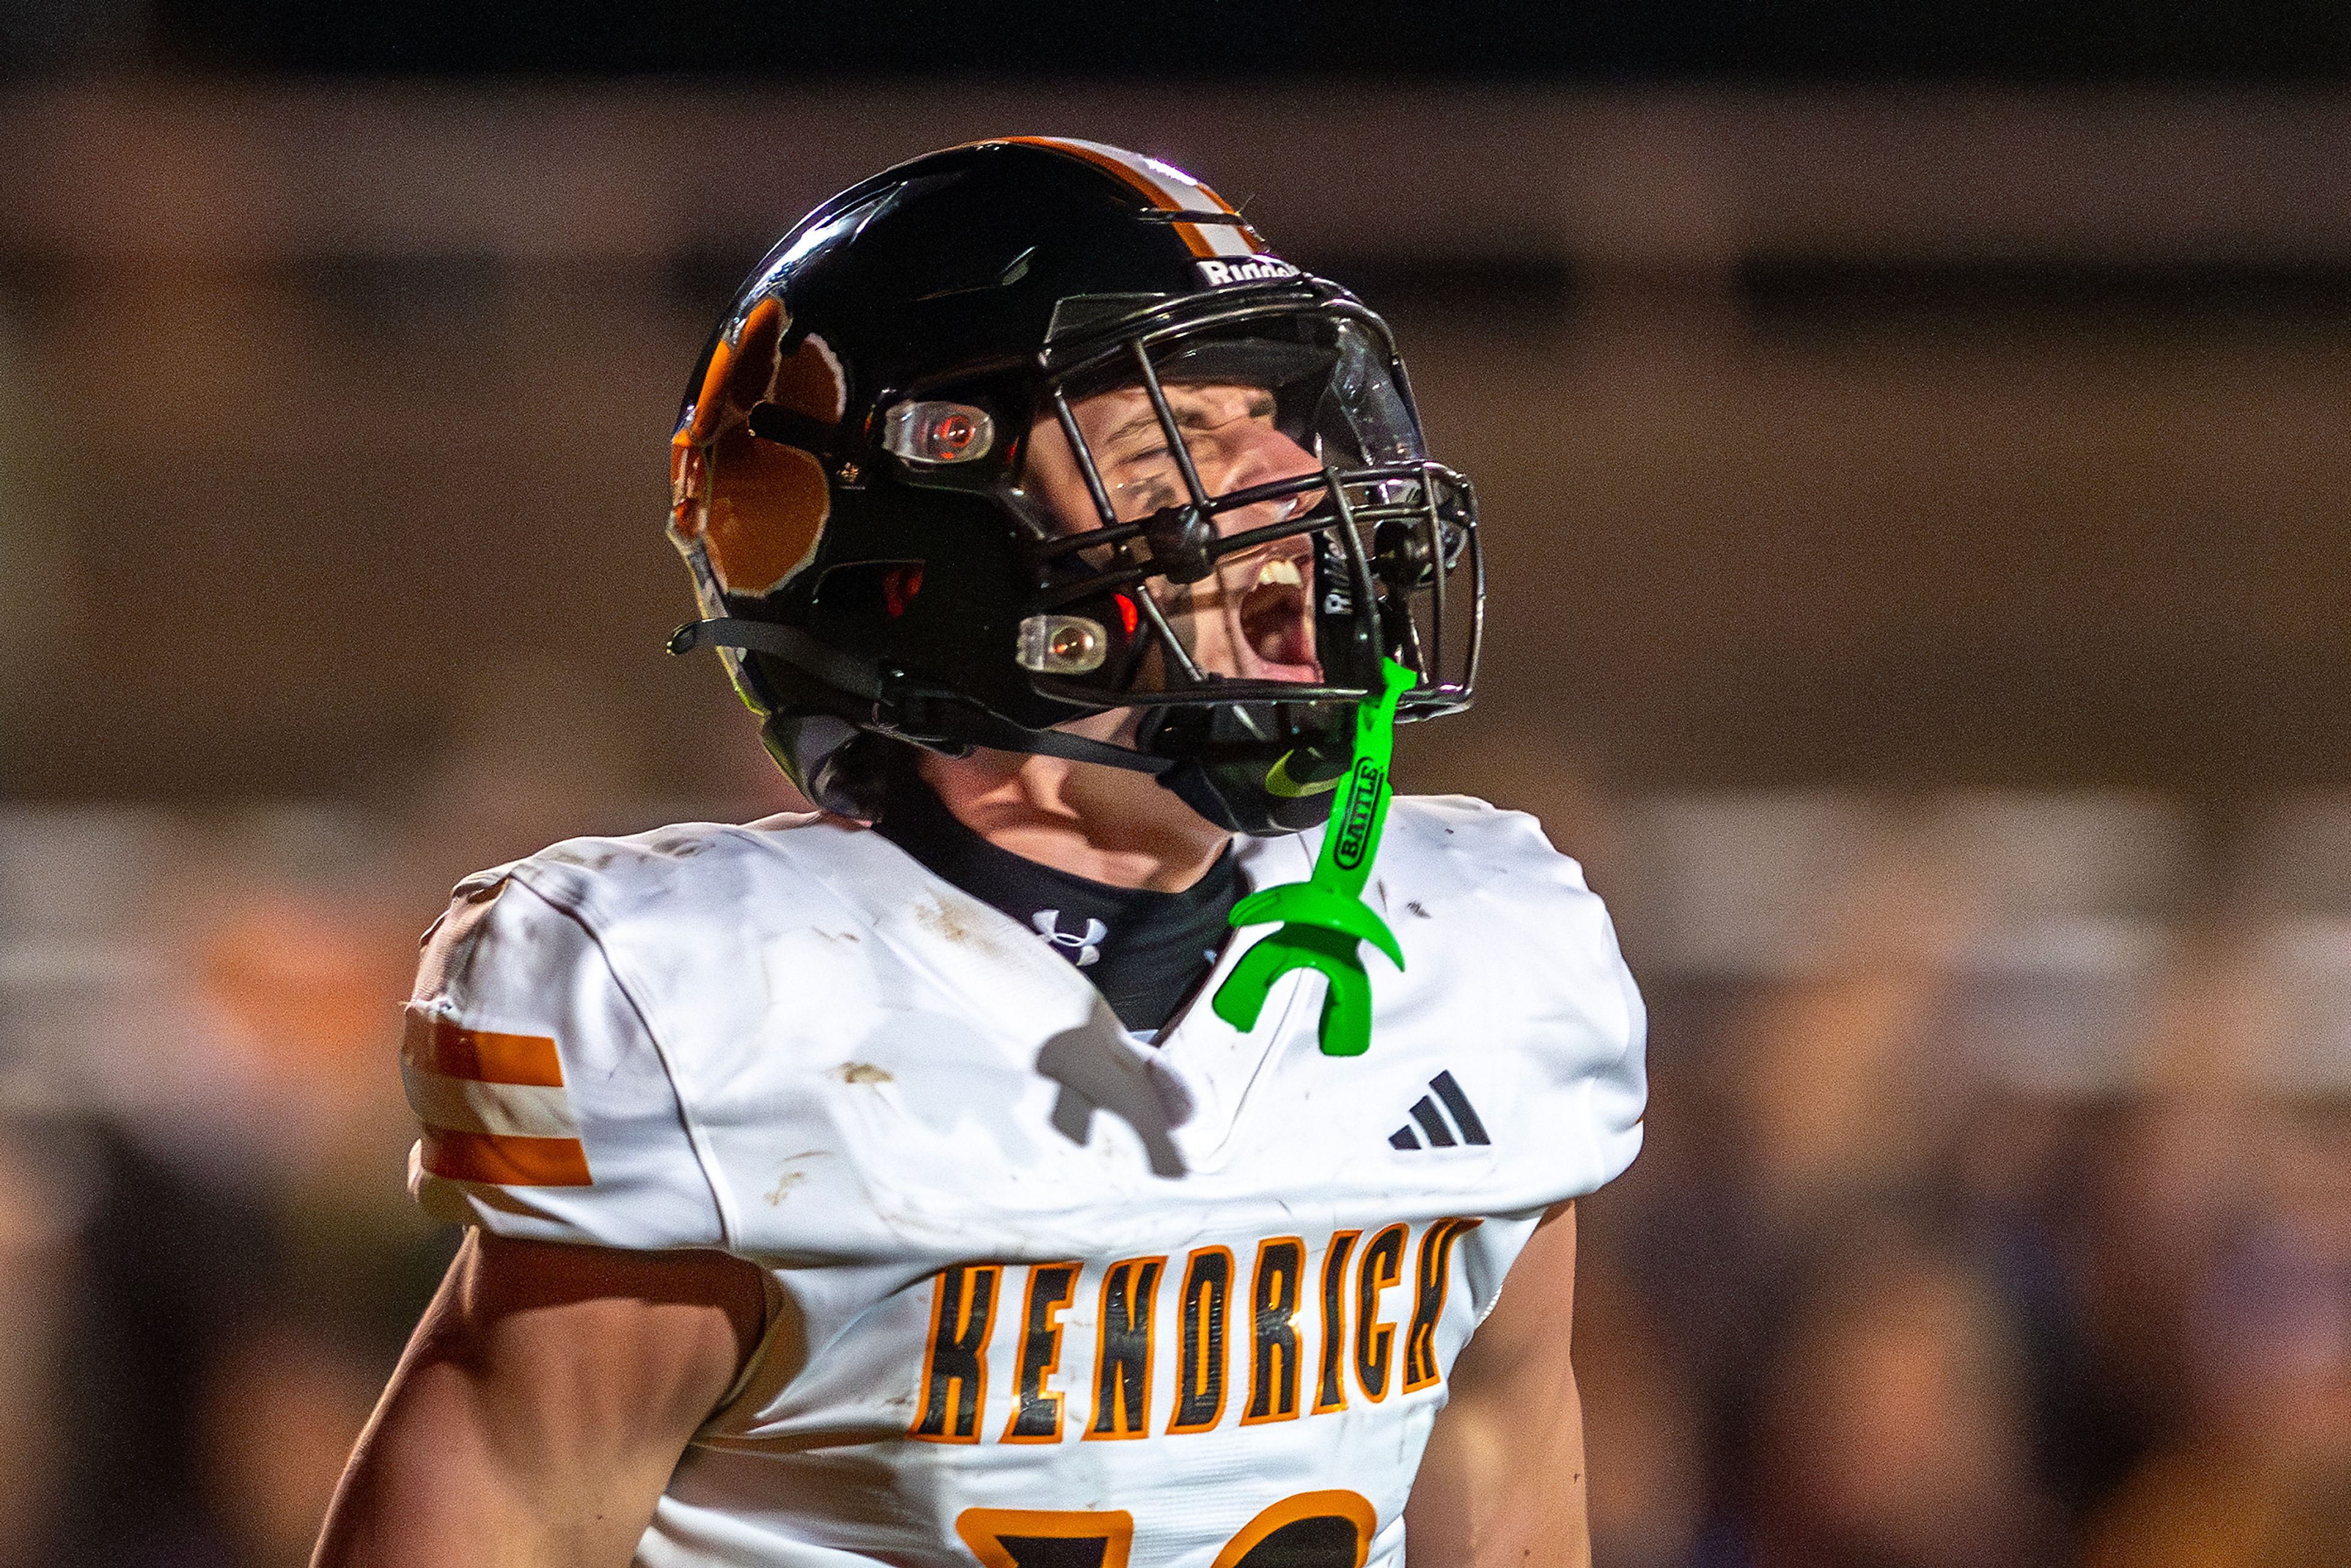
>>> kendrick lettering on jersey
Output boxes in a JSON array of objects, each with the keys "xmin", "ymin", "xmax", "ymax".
[{"xmin": 911, "ymin": 1218, "xmax": 1479, "ymax": 1444}]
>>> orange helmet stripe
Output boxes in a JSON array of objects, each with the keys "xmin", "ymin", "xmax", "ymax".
[
  {"xmin": 683, "ymin": 296, "xmax": 786, "ymax": 446},
  {"xmin": 997, "ymin": 137, "xmax": 1265, "ymax": 258}
]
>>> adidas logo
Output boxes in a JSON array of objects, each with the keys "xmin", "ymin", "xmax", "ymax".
[{"xmin": 1388, "ymin": 1070, "xmax": 1490, "ymax": 1150}]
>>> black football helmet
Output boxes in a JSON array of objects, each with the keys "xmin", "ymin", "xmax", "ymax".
[{"xmin": 667, "ymin": 137, "xmax": 1481, "ymax": 833}]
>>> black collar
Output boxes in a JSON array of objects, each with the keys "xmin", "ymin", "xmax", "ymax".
[{"xmin": 872, "ymin": 770, "xmax": 1240, "ymax": 1036}]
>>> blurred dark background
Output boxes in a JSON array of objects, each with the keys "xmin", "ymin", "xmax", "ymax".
[
  {"xmin": 1, "ymin": 5, "xmax": 2347, "ymax": 1568},
  {"xmin": 16, "ymin": 0, "xmax": 2351, "ymax": 79}
]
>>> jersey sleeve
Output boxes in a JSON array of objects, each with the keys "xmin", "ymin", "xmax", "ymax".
[
  {"xmin": 1415, "ymin": 795, "xmax": 1649, "ymax": 1199},
  {"xmin": 1555, "ymin": 861, "xmax": 1647, "ymax": 1193},
  {"xmin": 400, "ymin": 868, "xmax": 729, "ymax": 1250},
  {"xmin": 1526, "ymin": 814, "xmax": 1646, "ymax": 1193}
]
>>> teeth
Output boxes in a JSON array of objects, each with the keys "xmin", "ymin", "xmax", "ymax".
[{"xmin": 1256, "ymin": 558, "xmax": 1303, "ymax": 588}]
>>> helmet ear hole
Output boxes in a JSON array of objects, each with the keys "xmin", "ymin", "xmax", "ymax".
[{"xmin": 814, "ymin": 560, "xmax": 928, "ymax": 618}]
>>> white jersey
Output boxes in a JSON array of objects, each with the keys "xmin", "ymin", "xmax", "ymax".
[{"xmin": 400, "ymin": 795, "xmax": 1646, "ymax": 1568}]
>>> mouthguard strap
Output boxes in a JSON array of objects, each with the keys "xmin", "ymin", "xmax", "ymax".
[{"xmin": 1213, "ymin": 658, "xmax": 1412, "ymax": 1057}]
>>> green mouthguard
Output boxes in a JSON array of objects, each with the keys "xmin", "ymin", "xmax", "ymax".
[{"xmin": 1213, "ymin": 658, "xmax": 1412, "ymax": 1057}]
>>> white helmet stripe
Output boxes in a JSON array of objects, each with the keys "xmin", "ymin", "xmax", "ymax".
[{"xmin": 1000, "ymin": 136, "xmax": 1267, "ymax": 258}]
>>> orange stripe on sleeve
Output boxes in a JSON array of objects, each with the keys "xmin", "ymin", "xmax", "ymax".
[
  {"xmin": 402, "ymin": 1008, "xmax": 566, "ymax": 1087},
  {"xmin": 419, "ymin": 1127, "xmax": 593, "ymax": 1187}
]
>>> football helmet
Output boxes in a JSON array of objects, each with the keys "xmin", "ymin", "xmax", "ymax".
[{"xmin": 667, "ymin": 137, "xmax": 1481, "ymax": 833}]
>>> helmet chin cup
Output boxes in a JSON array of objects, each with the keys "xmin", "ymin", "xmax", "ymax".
[
  {"xmin": 1139, "ymin": 704, "xmax": 1354, "ymax": 836},
  {"xmin": 1156, "ymin": 756, "xmax": 1334, "ymax": 836},
  {"xmin": 762, "ymin": 711, "xmax": 868, "ymax": 817}
]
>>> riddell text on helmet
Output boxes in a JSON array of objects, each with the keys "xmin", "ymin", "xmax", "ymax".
[{"xmin": 1192, "ymin": 255, "xmax": 1303, "ymax": 288}]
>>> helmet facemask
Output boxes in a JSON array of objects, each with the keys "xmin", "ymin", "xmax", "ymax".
[{"xmin": 978, "ymin": 291, "xmax": 1481, "ymax": 831}]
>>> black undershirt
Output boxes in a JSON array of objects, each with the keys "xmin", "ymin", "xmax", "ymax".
[{"xmin": 872, "ymin": 769, "xmax": 1240, "ymax": 1037}]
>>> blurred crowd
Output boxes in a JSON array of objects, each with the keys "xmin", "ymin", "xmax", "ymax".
[
  {"xmin": 1579, "ymin": 792, "xmax": 2351, "ymax": 1568},
  {"xmin": 1, "ymin": 750, "xmax": 2346, "ymax": 1567}
]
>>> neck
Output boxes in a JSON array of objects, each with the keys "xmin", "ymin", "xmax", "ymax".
[{"xmin": 916, "ymin": 725, "xmax": 1229, "ymax": 893}]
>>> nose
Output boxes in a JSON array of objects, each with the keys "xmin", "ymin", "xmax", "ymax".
[{"xmin": 1207, "ymin": 420, "xmax": 1321, "ymax": 540}]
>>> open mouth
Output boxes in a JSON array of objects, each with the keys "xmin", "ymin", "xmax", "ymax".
[{"xmin": 1235, "ymin": 552, "xmax": 1321, "ymax": 679}]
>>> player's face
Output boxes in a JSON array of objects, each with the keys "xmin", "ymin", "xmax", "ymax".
[{"xmin": 1026, "ymin": 381, "xmax": 1325, "ymax": 683}]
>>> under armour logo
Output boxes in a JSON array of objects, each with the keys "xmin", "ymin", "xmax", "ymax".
[{"xmin": 1032, "ymin": 909, "xmax": 1108, "ymax": 967}]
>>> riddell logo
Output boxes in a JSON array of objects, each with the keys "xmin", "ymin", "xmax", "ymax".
[{"xmin": 1193, "ymin": 255, "xmax": 1302, "ymax": 288}]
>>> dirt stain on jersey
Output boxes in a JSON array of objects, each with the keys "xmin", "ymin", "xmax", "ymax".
[
  {"xmin": 765, "ymin": 1149, "xmax": 830, "ymax": 1204},
  {"xmin": 541, "ymin": 844, "xmax": 621, "ymax": 872},
  {"xmin": 836, "ymin": 1062, "xmax": 893, "ymax": 1086},
  {"xmin": 909, "ymin": 895, "xmax": 1003, "ymax": 955},
  {"xmin": 1406, "ymin": 900, "xmax": 1431, "ymax": 918}
]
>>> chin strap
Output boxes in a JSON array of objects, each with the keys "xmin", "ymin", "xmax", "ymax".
[
  {"xmin": 947, "ymin": 709, "xmax": 1176, "ymax": 775},
  {"xmin": 670, "ymin": 618, "xmax": 1172, "ymax": 776},
  {"xmin": 1212, "ymin": 658, "xmax": 1411, "ymax": 1057}
]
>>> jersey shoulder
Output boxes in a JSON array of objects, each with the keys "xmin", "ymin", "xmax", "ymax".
[
  {"xmin": 1371, "ymin": 794, "xmax": 1648, "ymax": 1188},
  {"xmin": 405, "ymin": 813, "xmax": 982, "ymax": 1255},
  {"xmin": 402, "ymin": 816, "xmax": 868, "ymax": 1250},
  {"xmin": 1378, "ymin": 792, "xmax": 1608, "ymax": 918},
  {"xmin": 479, "ymin": 813, "xmax": 856, "ymax": 948},
  {"xmin": 1374, "ymin": 792, "xmax": 1637, "ymax": 1033}
]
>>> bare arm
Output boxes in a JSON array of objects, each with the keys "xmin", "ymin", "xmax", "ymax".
[
  {"xmin": 1404, "ymin": 1201, "xmax": 1588, "ymax": 1568},
  {"xmin": 313, "ymin": 1229, "xmax": 768, "ymax": 1568}
]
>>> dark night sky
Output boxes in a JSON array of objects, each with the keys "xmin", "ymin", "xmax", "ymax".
[{"xmin": 128, "ymin": 1, "xmax": 2351, "ymax": 81}]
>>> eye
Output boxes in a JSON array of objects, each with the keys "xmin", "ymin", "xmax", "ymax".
[
  {"xmin": 1117, "ymin": 475, "xmax": 1178, "ymax": 513},
  {"xmin": 1106, "ymin": 442, "xmax": 1181, "ymax": 501},
  {"xmin": 1103, "ymin": 422, "xmax": 1173, "ymax": 462}
]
